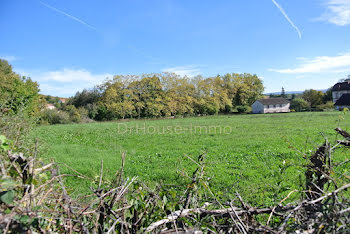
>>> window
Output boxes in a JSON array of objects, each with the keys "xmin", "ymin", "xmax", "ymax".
[{"xmin": 273, "ymin": 105, "xmax": 276, "ymax": 108}]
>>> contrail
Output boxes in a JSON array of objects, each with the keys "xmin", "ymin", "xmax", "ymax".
[
  {"xmin": 39, "ymin": 1, "xmax": 97, "ymax": 31},
  {"xmin": 271, "ymin": 0, "xmax": 302, "ymax": 39}
]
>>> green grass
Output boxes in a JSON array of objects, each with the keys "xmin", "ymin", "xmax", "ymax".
[{"xmin": 32, "ymin": 112, "xmax": 350, "ymax": 205}]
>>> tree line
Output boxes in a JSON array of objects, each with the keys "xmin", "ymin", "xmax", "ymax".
[
  {"xmin": 0, "ymin": 58, "xmax": 336, "ymax": 125},
  {"xmin": 63, "ymin": 72, "xmax": 264, "ymax": 122},
  {"xmin": 289, "ymin": 89, "xmax": 333, "ymax": 112}
]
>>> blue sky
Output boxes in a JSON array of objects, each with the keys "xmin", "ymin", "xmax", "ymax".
[{"xmin": 1, "ymin": 0, "xmax": 350, "ymax": 97}]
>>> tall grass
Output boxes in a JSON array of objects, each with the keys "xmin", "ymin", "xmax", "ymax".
[{"xmin": 33, "ymin": 112, "xmax": 350, "ymax": 204}]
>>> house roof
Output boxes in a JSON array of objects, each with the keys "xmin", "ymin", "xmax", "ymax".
[
  {"xmin": 332, "ymin": 81, "xmax": 350, "ymax": 92},
  {"xmin": 256, "ymin": 97, "xmax": 289, "ymax": 105},
  {"xmin": 335, "ymin": 93, "xmax": 350, "ymax": 106},
  {"xmin": 59, "ymin": 98, "xmax": 67, "ymax": 103}
]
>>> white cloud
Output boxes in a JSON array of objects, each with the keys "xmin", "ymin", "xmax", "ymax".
[
  {"xmin": 271, "ymin": 0, "xmax": 302, "ymax": 39},
  {"xmin": 36, "ymin": 68, "xmax": 111, "ymax": 83},
  {"xmin": 162, "ymin": 65, "xmax": 202, "ymax": 77},
  {"xmin": 318, "ymin": 0, "xmax": 350, "ymax": 26},
  {"xmin": 269, "ymin": 52, "xmax": 350, "ymax": 74},
  {"xmin": 0, "ymin": 55, "xmax": 17, "ymax": 62},
  {"xmin": 39, "ymin": 84, "xmax": 84, "ymax": 97},
  {"xmin": 15, "ymin": 68, "xmax": 112, "ymax": 97}
]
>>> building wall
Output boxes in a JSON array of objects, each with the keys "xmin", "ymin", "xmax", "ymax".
[
  {"xmin": 252, "ymin": 101, "xmax": 264, "ymax": 114},
  {"xmin": 252, "ymin": 102, "xmax": 290, "ymax": 114},
  {"xmin": 335, "ymin": 105, "xmax": 350, "ymax": 110},
  {"xmin": 263, "ymin": 103, "xmax": 290, "ymax": 113},
  {"xmin": 46, "ymin": 104, "xmax": 56, "ymax": 110},
  {"xmin": 332, "ymin": 91, "xmax": 350, "ymax": 103}
]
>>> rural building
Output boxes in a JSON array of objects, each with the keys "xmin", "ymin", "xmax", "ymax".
[
  {"xmin": 59, "ymin": 98, "xmax": 67, "ymax": 104},
  {"xmin": 332, "ymin": 80, "xmax": 350, "ymax": 103},
  {"xmin": 252, "ymin": 98, "xmax": 290, "ymax": 114},
  {"xmin": 334, "ymin": 93, "xmax": 350, "ymax": 110},
  {"xmin": 46, "ymin": 104, "xmax": 56, "ymax": 110},
  {"xmin": 332, "ymin": 80, "xmax": 350, "ymax": 110}
]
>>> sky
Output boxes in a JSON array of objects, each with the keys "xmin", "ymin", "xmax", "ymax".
[{"xmin": 1, "ymin": 0, "xmax": 350, "ymax": 97}]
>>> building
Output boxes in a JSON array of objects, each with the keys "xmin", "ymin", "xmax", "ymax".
[
  {"xmin": 59, "ymin": 98, "xmax": 67, "ymax": 104},
  {"xmin": 332, "ymin": 80, "xmax": 350, "ymax": 110},
  {"xmin": 332, "ymin": 80, "xmax": 350, "ymax": 103},
  {"xmin": 46, "ymin": 104, "xmax": 56, "ymax": 110},
  {"xmin": 252, "ymin": 97, "xmax": 290, "ymax": 114},
  {"xmin": 334, "ymin": 93, "xmax": 350, "ymax": 110}
]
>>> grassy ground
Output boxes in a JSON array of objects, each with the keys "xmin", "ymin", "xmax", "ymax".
[{"xmin": 32, "ymin": 112, "xmax": 350, "ymax": 205}]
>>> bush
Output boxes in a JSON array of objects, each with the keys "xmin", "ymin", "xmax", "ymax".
[
  {"xmin": 40, "ymin": 109, "xmax": 70, "ymax": 125},
  {"xmin": 316, "ymin": 101, "xmax": 334, "ymax": 111},
  {"xmin": 290, "ymin": 98, "xmax": 309, "ymax": 112},
  {"xmin": 86, "ymin": 103, "xmax": 99, "ymax": 119},
  {"xmin": 77, "ymin": 107, "xmax": 94, "ymax": 123},
  {"xmin": 39, "ymin": 106, "xmax": 93, "ymax": 125},
  {"xmin": 236, "ymin": 105, "xmax": 249, "ymax": 113},
  {"xmin": 63, "ymin": 105, "xmax": 81, "ymax": 123}
]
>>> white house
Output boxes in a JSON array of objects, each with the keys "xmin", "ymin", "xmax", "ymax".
[
  {"xmin": 332, "ymin": 80, "xmax": 350, "ymax": 110},
  {"xmin": 332, "ymin": 80, "xmax": 350, "ymax": 103},
  {"xmin": 334, "ymin": 93, "xmax": 350, "ymax": 110},
  {"xmin": 46, "ymin": 104, "xmax": 56, "ymax": 110},
  {"xmin": 252, "ymin": 98, "xmax": 290, "ymax": 114}
]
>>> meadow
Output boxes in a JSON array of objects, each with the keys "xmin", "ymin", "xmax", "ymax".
[{"xmin": 33, "ymin": 112, "xmax": 350, "ymax": 205}]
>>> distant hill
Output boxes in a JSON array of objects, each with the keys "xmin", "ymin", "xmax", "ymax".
[{"xmin": 265, "ymin": 89, "xmax": 327, "ymax": 95}]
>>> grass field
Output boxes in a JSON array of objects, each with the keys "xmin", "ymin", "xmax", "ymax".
[{"xmin": 33, "ymin": 112, "xmax": 350, "ymax": 205}]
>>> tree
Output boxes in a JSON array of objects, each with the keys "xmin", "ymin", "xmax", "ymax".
[
  {"xmin": 97, "ymin": 72, "xmax": 264, "ymax": 119},
  {"xmin": 302, "ymin": 89, "xmax": 324, "ymax": 108},
  {"xmin": 100, "ymin": 76, "xmax": 128, "ymax": 119},
  {"xmin": 0, "ymin": 59, "xmax": 41, "ymax": 115},
  {"xmin": 137, "ymin": 75, "xmax": 165, "ymax": 118},
  {"xmin": 161, "ymin": 73, "xmax": 195, "ymax": 116},
  {"xmin": 231, "ymin": 73, "xmax": 264, "ymax": 107},
  {"xmin": 323, "ymin": 88, "xmax": 333, "ymax": 103},
  {"xmin": 281, "ymin": 87, "xmax": 286, "ymax": 98},
  {"xmin": 69, "ymin": 88, "xmax": 101, "ymax": 108},
  {"xmin": 290, "ymin": 98, "xmax": 309, "ymax": 112}
]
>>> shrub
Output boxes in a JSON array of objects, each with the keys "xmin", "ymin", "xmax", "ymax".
[
  {"xmin": 40, "ymin": 109, "xmax": 70, "ymax": 125},
  {"xmin": 63, "ymin": 105, "xmax": 81, "ymax": 123},
  {"xmin": 316, "ymin": 101, "xmax": 334, "ymax": 111},
  {"xmin": 236, "ymin": 105, "xmax": 249, "ymax": 113},
  {"xmin": 86, "ymin": 103, "xmax": 99, "ymax": 119},
  {"xmin": 290, "ymin": 98, "xmax": 309, "ymax": 112}
]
